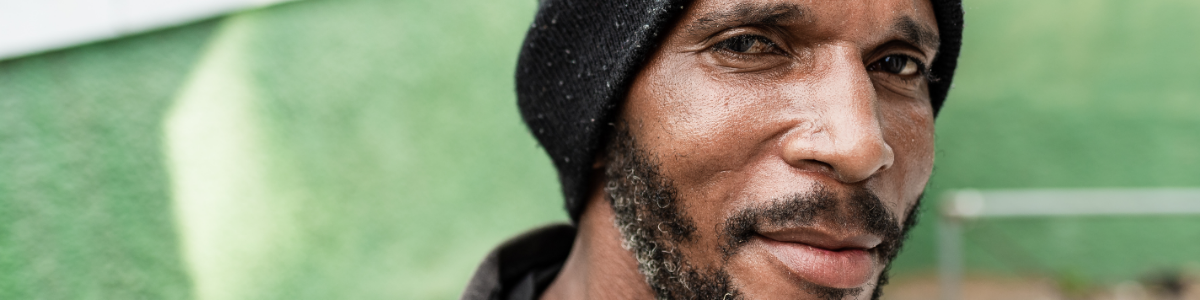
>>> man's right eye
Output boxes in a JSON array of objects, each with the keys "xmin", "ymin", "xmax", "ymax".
[{"xmin": 712, "ymin": 35, "xmax": 781, "ymax": 54}]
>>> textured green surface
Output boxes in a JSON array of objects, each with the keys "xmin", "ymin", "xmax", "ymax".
[
  {"xmin": 2, "ymin": 0, "xmax": 1199, "ymax": 299},
  {"xmin": 160, "ymin": 1, "xmax": 559, "ymax": 299},
  {"xmin": 0, "ymin": 19, "xmax": 218, "ymax": 299}
]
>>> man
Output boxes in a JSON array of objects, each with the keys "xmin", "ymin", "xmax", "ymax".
[{"xmin": 464, "ymin": 0, "xmax": 963, "ymax": 299}]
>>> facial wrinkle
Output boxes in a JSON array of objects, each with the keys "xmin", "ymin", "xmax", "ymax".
[
  {"xmin": 892, "ymin": 16, "xmax": 940, "ymax": 56},
  {"xmin": 686, "ymin": 2, "xmax": 808, "ymax": 35}
]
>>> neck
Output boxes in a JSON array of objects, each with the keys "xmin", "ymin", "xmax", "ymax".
[{"xmin": 540, "ymin": 194, "xmax": 656, "ymax": 300}]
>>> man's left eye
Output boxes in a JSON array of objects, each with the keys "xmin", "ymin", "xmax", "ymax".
[
  {"xmin": 868, "ymin": 55, "xmax": 923, "ymax": 76},
  {"xmin": 712, "ymin": 35, "xmax": 780, "ymax": 54}
]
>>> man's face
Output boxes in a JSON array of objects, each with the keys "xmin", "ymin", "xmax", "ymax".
[{"xmin": 603, "ymin": 0, "xmax": 939, "ymax": 299}]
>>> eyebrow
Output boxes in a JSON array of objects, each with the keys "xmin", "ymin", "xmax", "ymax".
[
  {"xmin": 892, "ymin": 16, "xmax": 940, "ymax": 54},
  {"xmin": 686, "ymin": 4, "xmax": 941, "ymax": 56},
  {"xmin": 686, "ymin": 3, "xmax": 808, "ymax": 35}
]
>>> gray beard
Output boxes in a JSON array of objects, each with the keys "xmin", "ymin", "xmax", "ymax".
[{"xmin": 601, "ymin": 125, "xmax": 922, "ymax": 300}]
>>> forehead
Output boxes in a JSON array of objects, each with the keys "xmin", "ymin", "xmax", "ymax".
[{"xmin": 679, "ymin": 0, "xmax": 939, "ymax": 53}]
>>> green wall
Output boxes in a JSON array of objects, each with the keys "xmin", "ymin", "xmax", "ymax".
[
  {"xmin": 892, "ymin": 0, "xmax": 1200, "ymax": 282},
  {"xmin": 0, "ymin": 19, "xmax": 219, "ymax": 299},
  {"xmin": 1, "ymin": 0, "xmax": 1198, "ymax": 299}
]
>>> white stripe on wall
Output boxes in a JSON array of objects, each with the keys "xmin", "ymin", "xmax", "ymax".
[{"xmin": 0, "ymin": 0, "xmax": 295, "ymax": 60}]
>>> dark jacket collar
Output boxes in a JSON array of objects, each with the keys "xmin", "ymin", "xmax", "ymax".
[{"xmin": 461, "ymin": 224, "xmax": 576, "ymax": 300}]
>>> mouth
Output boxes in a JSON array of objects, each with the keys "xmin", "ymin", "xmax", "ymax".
[{"xmin": 756, "ymin": 229, "xmax": 882, "ymax": 289}]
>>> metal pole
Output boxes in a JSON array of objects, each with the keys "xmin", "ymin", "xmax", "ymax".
[
  {"xmin": 938, "ymin": 216, "xmax": 963, "ymax": 300},
  {"xmin": 934, "ymin": 188, "xmax": 1200, "ymax": 300}
]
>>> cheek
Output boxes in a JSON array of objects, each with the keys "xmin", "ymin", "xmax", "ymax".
[
  {"xmin": 622, "ymin": 58, "xmax": 798, "ymax": 263},
  {"xmin": 625, "ymin": 62, "xmax": 786, "ymax": 192},
  {"xmin": 871, "ymin": 96, "xmax": 936, "ymax": 215}
]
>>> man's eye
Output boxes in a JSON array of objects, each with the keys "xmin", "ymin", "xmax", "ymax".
[
  {"xmin": 713, "ymin": 35, "xmax": 780, "ymax": 54},
  {"xmin": 868, "ymin": 55, "xmax": 923, "ymax": 76}
]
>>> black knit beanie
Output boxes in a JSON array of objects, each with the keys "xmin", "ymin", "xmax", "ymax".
[{"xmin": 516, "ymin": 0, "xmax": 964, "ymax": 223}]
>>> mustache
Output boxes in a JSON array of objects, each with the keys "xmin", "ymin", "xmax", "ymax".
[{"xmin": 719, "ymin": 184, "xmax": 908, "ymax": 262}]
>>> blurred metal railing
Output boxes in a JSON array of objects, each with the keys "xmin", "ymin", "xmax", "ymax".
[{"xmin": 937, "ymin": 188, "xmax": 1200, "ymax": 300}]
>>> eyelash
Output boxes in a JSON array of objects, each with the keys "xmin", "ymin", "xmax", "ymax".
[
  {"xmin": 869, "ymin": 54, "xmax": 930, "ymax": 81},
  {"xmin": 708, "ymin": 33, "xmax": 931, "ymax": 83},
  {"xmin": 711, "ymin": 34, "xmax": 785, "ymax": 56}
]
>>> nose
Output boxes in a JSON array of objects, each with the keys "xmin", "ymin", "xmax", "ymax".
[{"xmin": 780, "ymin": 56, "xmax": 894, "ymax": 184}]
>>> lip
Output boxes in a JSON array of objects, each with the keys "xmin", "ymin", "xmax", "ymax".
[{"xmin": 757, "ymin": 230, "xmax": 881, "ymax": 289}]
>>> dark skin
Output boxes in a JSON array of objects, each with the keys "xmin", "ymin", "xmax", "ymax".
[{"xmin": 542, "ymin": 0, "xmax": 940, "ymax": 299}]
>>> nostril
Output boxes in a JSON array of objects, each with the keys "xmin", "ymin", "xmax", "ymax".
[
  {"xmin": 826, "ymin": 134, "xmax": 893, "ymax": 183},
  {"xmin": 875, "ymin": 142, "xmax": 895, "ymax": 172},
  {"xmin": 796, "ymin": 159, "xmax": 836, "ymax": 176}
]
